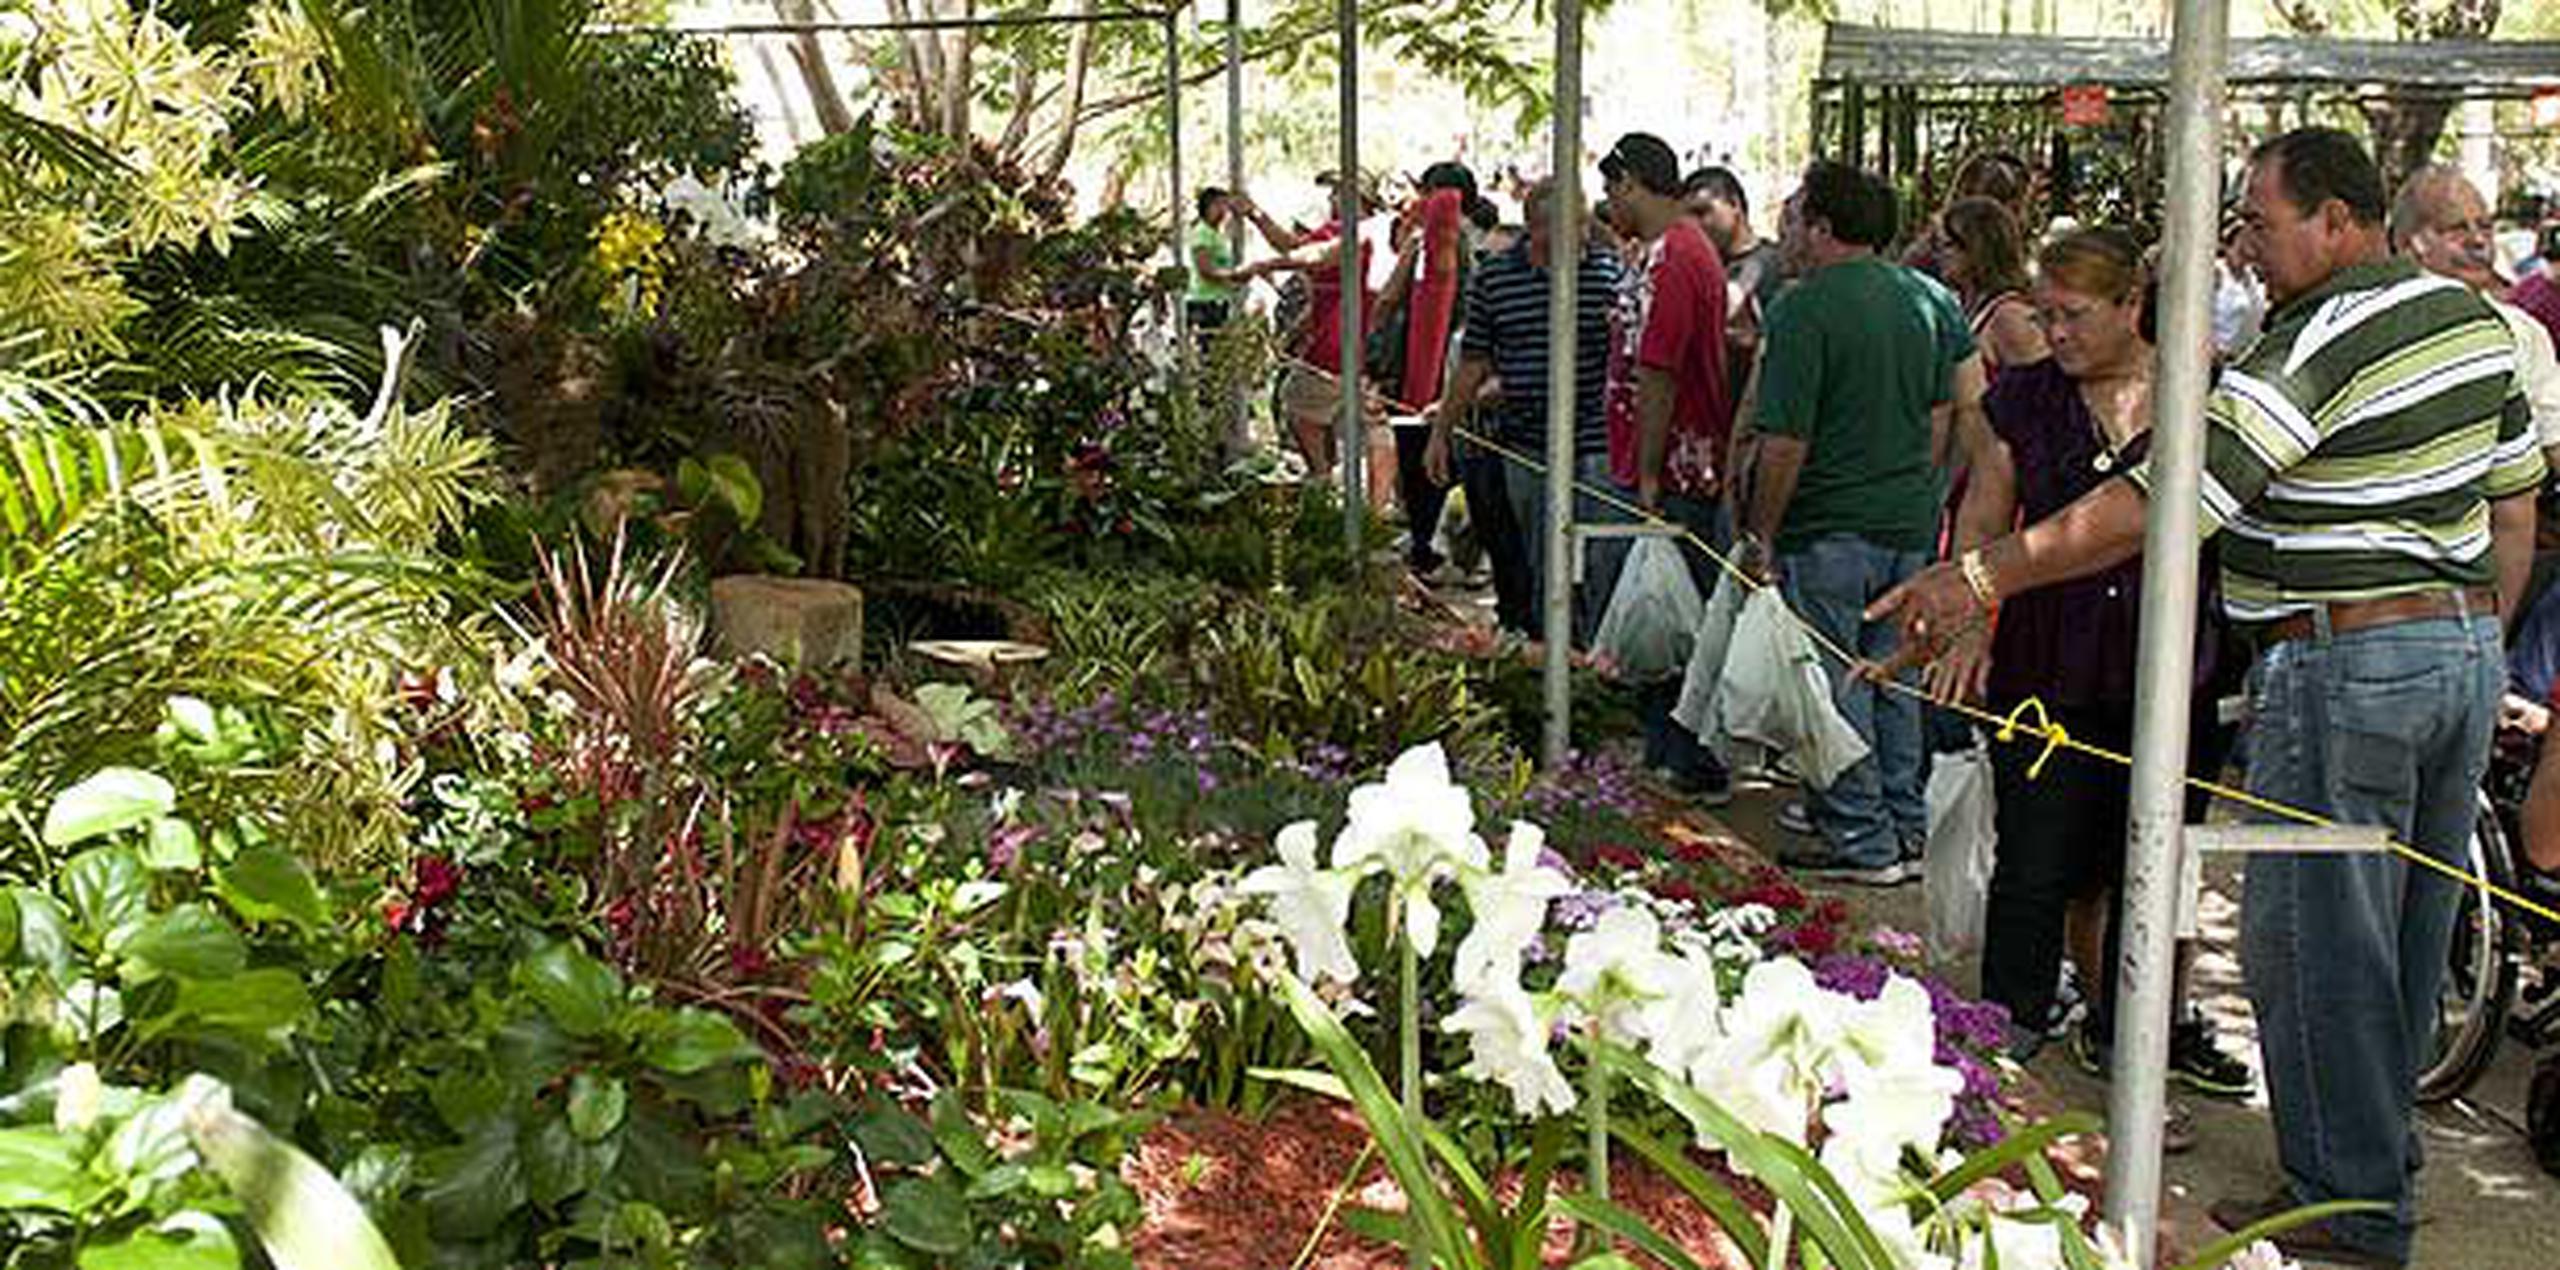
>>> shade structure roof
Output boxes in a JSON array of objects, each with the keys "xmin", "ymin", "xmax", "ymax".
[{"xmin": 1817, "ymin": 21, "xmax": 2560, "ymax": 97}]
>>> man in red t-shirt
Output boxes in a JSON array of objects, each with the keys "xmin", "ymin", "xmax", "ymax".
[
  {"xmin": 1597, "ymin": 132, "xmax": 1736, "ymax": 804},
  {"xmin": 1599, "ymin": 134, "xmax": 1733, "ymax": 511}
]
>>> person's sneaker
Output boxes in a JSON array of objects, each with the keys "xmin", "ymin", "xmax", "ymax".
[
  {"xmin": 2208, "ymin": 1190, "xmax": 2405, "ymax": 1269},
  {"xmin": 1776, "ymin": 801, "xmax": 1816, "ymax": 836},
  {"xmin": 1778, "ymin": 844, "xmax": 1910, "ymax": 888},
  {"xmin": 1897, "ymin": 832, "xmax": 1926, "ymax": 865},
  {"xmin": 2170, "ymin": 1017, "xmax": 2256, "ymax": 1100},
  {"xmin": 2053, "ymin": 962, "xmax": 2087, "ymax": 1028},
  {"xmin": 1661, "ymin": 766, "xmax": 1734, "ymax": 808}
]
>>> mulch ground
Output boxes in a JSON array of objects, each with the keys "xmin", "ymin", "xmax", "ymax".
[{"xmin": 1126, "ymin": 1098, "xmax": 1752, "ymax": 1270}]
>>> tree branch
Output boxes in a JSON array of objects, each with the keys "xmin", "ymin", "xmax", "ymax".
[{"xmin": 1038, "ymin": 0, "xmax": 1099, "ymax": 184}]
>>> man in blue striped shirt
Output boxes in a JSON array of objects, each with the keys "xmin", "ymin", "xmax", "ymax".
[{"xmin": 1424, "ymin": 178, "xmax": 1624, "ymax": 631}]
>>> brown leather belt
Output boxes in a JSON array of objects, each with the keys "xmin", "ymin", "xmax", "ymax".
[{"xmin": 2258, "ymin": 585, "xmax": 2499, "ymax": 649}]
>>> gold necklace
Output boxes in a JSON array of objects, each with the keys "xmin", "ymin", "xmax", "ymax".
[{"xmin": 2079, "ymin": 369, "xmax": 2150, "ymax": 474}]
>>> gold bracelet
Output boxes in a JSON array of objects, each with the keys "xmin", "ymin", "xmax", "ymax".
[{"xmin": 1958, "ymin": 548, "xmax": 2000, "ymax": 610}]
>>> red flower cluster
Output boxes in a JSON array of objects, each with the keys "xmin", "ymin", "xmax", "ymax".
[
  {"xmin": 383, "ymin": 854, "xmax": 464, "ymax": 947},
  {"xmin": 1589, "ymin": 843, "xmax": 1646, "ymax": 873}
]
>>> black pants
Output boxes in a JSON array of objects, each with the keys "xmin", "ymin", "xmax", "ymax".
[
  {"xmin": 1395, "ymin": 422, "xmax": 1452, "ymax": 571},
  {"xmin": 1459, "ymin": 433, "xmax": 1532, "ymax": 632},
  {"xmin": 1186, "ymin": 299, "xmax": 1230, "ymax": 359},
  {"xmin": 1980, "ymin": 696, "xmax": 2234, "ymax": 1035}
]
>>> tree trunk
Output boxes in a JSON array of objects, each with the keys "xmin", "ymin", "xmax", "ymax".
[
  {"xmin": 997, "ymin": 47, "xmax": 1038, "ymax": 160},
  {"xmin": 943, "ymin": 0, "xmax": 976, "ymax": 142},
  {"xmin": 777, "ymin": 0, "xmax": 855, "ymax": 136},
  {"xmin": 1039, "ymin": 0, "xmax": 1098, "ymax": 184}
]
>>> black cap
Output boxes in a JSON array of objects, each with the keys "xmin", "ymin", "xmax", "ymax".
[{"xmin": 1600, "ymin": 133, "xmax": 1682, "ymax": 198}]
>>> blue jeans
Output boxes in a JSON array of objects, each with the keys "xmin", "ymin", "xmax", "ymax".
[
  {"xmin": 2239, "ymin": 612, "xmax": 2501, "ymax": 1263},
  {"xmin": 1779, "ymin": 534, "xmax": 1931, "ymax": 867},
  {"xmin": 1501, "ymin": 450, "xmax": 1618, "ymax": 645}
]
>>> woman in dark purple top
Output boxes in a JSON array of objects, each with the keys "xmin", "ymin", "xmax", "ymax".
[{"xmin": 1935, "ymin": 229, "xmax": 2251, "ymax": 1104}]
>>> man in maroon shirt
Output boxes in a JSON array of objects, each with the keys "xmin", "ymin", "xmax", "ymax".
[
  {"xmin": 1597, "ymin": 132, "xmax": 1736, "ymax": 803},
  {"xmin": 2509, "ymin": 222, "xmax": 2560, "ymax": 354}
]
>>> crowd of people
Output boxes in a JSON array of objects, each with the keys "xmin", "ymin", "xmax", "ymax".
[{"xmin": 1193, "ymin": 125, "xmax": 2560, "ymax": 1268}]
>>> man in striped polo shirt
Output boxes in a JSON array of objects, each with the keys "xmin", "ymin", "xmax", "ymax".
[
  {"xmin": 1423, "ymin": 178, "xmax": 1623, "ymax": 633},
  {"xmin": 1874, "ymin": 128, "xmax": 2543, "ymax": 1268}
]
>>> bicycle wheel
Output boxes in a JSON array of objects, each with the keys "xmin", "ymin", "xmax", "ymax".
[{"xmin": 2419, "ymin": 791, "xmax": 2518, "ymax": 1104}]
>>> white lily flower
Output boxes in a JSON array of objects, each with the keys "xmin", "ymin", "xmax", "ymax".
[
  {"xmin": 1641, "ymin": 946, "xmax": 1728, "ymax": 1081},
  {"xmin": 1556, "ymin": 905, "xmax": 1681, "ymax": 1045},
  {"xmin": 1239, "ymin": 820, "xmax": 1361, "ymax": 986},
  {"xmin": 1443, "ymin": 979, "xmax": 1577, "ymax": 1118},
  {"xmin": 1452, "ymin": 822, "xmax": 1573, "ymax": 995},
  {"xmin": 1840, "ymin": 973, "xmax": 1942, "ymax": 1083},
  {"xmin": 1816, "ymin": 1137, "xmax": 1949, "ymax": 1270},
  {"xmin": 1826, "ymin": 1059, "xmax": 1965, "ymax": 1183},
  {"xmin": 1331, "ymin": 742, "xmax": 1486, "ymax": 957},
  {"xmin": 1686, "ymin": 958, "xmax": 1849, "ymax": 1145}
]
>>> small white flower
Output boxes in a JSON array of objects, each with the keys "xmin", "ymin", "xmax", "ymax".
[
  {"xmin": 1331, "ymin": 742, "xmax": 1486, "ymax": 957},
  {"xmin": 1685, "ymin": 958, "xmax": 1848, "ymax": 1144},
  {"xmin": 990, "ymin": 786, "xmax": 1023, "ymax": 823},
  {"xmin": 1452, "ymin": 822, "xmax": 1572, "ymax": 995},
  {"xmin": 2219, "ymin": 1239, "xmax": 2302, "ymax": 1270},
  {"xmin": 1239, "ymin": 820, "xmax": 1361, "ymax": 985},
  {"xmin": 1826, "ymin": 1059, "xmax": 1965, "ymax": 1184},
  {"xmin": 1443, "ymin": 979, "xmax": 1576, "ymax": 1118}
]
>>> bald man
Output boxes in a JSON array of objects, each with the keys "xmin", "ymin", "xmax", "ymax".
[{"xmin": 2393, "ymin": 165, "xmax": 2560, "ymax": 476}]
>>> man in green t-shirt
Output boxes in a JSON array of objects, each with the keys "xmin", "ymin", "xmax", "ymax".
[{"xmin": 1740, "ymin": 159, "xmax": 1984, "ymax": 885}]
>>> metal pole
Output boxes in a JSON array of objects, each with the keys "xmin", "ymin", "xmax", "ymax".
[
  {"xmin": 1165, "ymin": 11, "xmax": 1190, "ymax": 372},
  {"xmin": 1336, "ymin": 0, "xmax": 1363, "ymax": 553},
  {"xmin": 1225, "ymin": 0, "xmax": 1249, "ymax": 454},
  {"xmin": 1541, "ymin": 0, "xmax": 1582, "ymax": 770},
  {"xmin": 2102, "ymin": 0, "xmax": 2226, "ymax": 1255}
]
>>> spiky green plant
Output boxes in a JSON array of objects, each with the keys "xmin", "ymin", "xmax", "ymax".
[{"xmin": 0, "ymin": 327, "xmax": 496, "ymax": 873}]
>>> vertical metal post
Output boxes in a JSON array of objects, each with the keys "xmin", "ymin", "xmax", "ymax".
[
  {"xmin": 1165, "ymin": 11, "xmax": 1189, "ymax": 370},
  {"xmin": 2103, "ymin": 0, "xmax": 2226, "ymax": 1255},
  {"xmin": 1225, "ymin": 0, "xmax": 1249, "ymax": 454},
  {"xmin": 1541, "ymin": 0, "xmax": 1582, "ymax": 770},
  {"xmin": 1337, "ymin": 0, "xmax": 1363, "ymax": 552}
]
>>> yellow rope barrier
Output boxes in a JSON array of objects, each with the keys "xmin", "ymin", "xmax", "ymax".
[{"xmin": 1393, "ymin": 405, "xmax": 2560, "ymax": 928}]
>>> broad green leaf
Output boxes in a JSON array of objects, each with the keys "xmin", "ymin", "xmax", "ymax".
[
  {"xmin": 178, "ymin": 1077, "xmax": 400, "ymax": 1270},
  {"xmin": 0, "ymin": 1125, "xmax": 99, "ymax": 1212},
  {"xmin": 964, "ymin": 1163, "xmax": 1028, "ymax": 1200},
  {"xmin": 641, "ymin": 1007, "xmax": 752, "ymax": 1073},
  {"xmin": 119, "ymin": 905, "xmax": 247, "ymax": 983},
  {"xmin": 519, "ymin": 943, "xmax": 624, "ymax": 1038},
  {"xmin": 850, "ymin": 1103, "xmax": 938, "ymax": 1168},
  {"xmin": 163, "ymin": 697, "xmax": 221, "ymax": 748},
  {"xmin": 420, "ymin": 1119, "xmax": 528, "ymax": 1240},
  {"xmin": 0, "ymin": 888, "xmax": 16, "ymax": 962},
  {"xmin": 705, "ymin": 452, "xmax": 762, "ymax": 524},
  {"xmin": 521, "ymin": 1114, "xmax": 590, "ymax": 1209},
  {"xmin": 1924, "ymin": 1113, "xmax": 2102, "ymax": 1202},
  {"xmin": 1608, "ymin": 1046, "xmax": 1873, "ymax": 1270},
  {"xmin": 214, "ymin": 849, "xmax": 326, "ymax": 932},
  {"xmin": 880, "ymin": 1176, "xmax": 970, "ymax": 1255},
  {"xmin": 163, "ymin": 968, "xmax": 311, "ymax": 1037},
  {"xmin": 928, "ymin": 1088, "xmax": 994, "ymax": 1176},
  {"xmin": 142, "ymin": 818, "xmax": 202, "ymax": 871},
  {"xmin": 44, "ymin": 769, "xmax": 176, "ymax": 847},
  {"xmin": 568, "ymin": 1072, "xmax": 626, "ymax": 1141},
  {"xmin": 8, "ymin": 887, "xmax": 71, "ymax": 978},
  {"xmin": 63, "ymin": 979, "xmax": 125, "ymax": 1041},
  {"xmin": 64, "ymin": 846, "xmax": 148, "ymax": 941},
  {"xmin": 76, "ymin": 1217, "xmax": 241, "ymax": 1270}
]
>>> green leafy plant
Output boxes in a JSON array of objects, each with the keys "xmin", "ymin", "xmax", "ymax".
[{"xmin": 843, "ymin": 1087, "xmax": 1147, "ymax": 1270}]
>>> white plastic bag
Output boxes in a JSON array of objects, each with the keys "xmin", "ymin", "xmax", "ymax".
[
  {"xmin": 1593, "ymin": 537, "xmax": 1706, "ymax": 682},
  {"xmin": 1720, "ymin": 588, "xmax": 1871, "ymax": 789},
  {"xmin": 1923, "ymin": 739, "xmax": 1998, "ymax": 964},
  {"xmin": 1671, "ymin": 572, "xmax": 1746, "ymax": 746}
]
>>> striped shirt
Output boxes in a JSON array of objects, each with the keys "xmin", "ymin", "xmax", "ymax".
[
  {"xmin": 2127, "ymin": 259, "xmax": 2546, "ymax": 623},
  {"xmin": 1461, "ymin": 239, "xmax": 1622, "ymax": 453}
]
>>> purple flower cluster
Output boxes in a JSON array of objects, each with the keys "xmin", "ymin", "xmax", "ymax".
[
  {"xmin": 1009, "ymin": 692, "xmax": 1224, "ymax": 790},
  {"xmin": 1815, "ymin": 952, "xmax": 2014, "ymax": 1147},
  {"xmin": 1518, "ymin": 749, "xmax": 1647, "ymax": 822}
]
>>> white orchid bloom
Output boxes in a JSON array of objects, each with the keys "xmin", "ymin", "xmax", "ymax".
[
  {"xmin": 1239, "ymin": 820, "xmax": 1361, "ymax": 986},
  {"xmin": 1815, "ymin": 1138, "xmax": 1950, "ymax": 1270},
  {"xmin": 1556, "ymin": 905, "xmax": 1682, "ymax": 1045},
  {"xmin": 1331, "ymin": 742, "xmax": 1486, "ymax": 957},
  {"xmin": 1443, "ymin": 979, "xmax": 1577, "ymax": 1118},
  {"xmin": 1452, "ymin": 822, "xmax": 1573, "ymax": 995}
]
